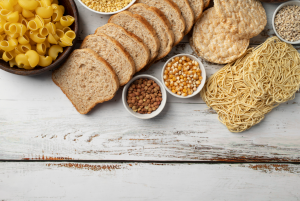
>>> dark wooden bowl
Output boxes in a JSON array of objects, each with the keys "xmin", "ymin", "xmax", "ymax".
[{"xmin": 0, "ymin": 0, "xmax": 79, "ymax": 76}]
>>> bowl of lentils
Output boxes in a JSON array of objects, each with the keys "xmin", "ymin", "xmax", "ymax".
[
  {"xmin": 273, "ymin": 1, "xmax": 300, "ymax": 44},
  {"xmin": 78, "ymin": 0, "xmax": 136, "ymax": 15},
  {"xmin": 122, "ymin": 75, "xmax": 167, "ymax": 119}
]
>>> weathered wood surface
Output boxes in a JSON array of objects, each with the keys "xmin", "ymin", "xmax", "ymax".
[
  {"xmin": 1, "ymin": 2, "xmax": 300, "ymax": 162},
  {"xmin": 1, "ymin": 162, "xmax": 300, "ymax": 200}
]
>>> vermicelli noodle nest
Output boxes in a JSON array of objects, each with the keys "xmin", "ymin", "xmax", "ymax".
[{"xmin": 201, "ymin": 37, "xmax": 300, "ymax": 132}]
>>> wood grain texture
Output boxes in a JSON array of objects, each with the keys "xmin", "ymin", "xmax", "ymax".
[
  {"xmin": 1, "ymin": 2, "xmax": 300, "ymax": 162},
  {"xmin": 1, "ymin": 162, "xmax": 300, "ymax": 200}
]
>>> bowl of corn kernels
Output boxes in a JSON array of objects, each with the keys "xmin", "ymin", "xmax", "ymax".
[
  {"xmin": 161, "ymin": 54, "xmax": 206, "ymax": 98},
  {"xmin": 78, "ymin": 0, "xmax": 136, "ymax": 15}
]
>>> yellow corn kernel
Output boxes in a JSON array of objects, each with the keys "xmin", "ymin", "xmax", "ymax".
[{"xmin": 172, "ymin": 77, "xmax": 176, "ymax": 81}]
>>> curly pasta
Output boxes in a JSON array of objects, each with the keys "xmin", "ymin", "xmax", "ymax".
[{"xmin": 201, "ymin": 37, "xmax": 300, "ymax": 132}]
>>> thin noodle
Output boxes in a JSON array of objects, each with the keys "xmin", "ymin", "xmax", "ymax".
[{"xmin": 201, "ymin": 37, "xmax": 300, "ymax": 132}]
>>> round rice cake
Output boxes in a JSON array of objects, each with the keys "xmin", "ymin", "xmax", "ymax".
[
  {"xmin": 192, "ymin": 8, "xmax": 249, "ymax": 64},
  {"xmin": 214, "ymin": 0, "xmax": 267, "ymax": 39}
]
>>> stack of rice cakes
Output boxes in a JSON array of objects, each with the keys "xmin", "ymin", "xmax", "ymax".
[{"xmin": 191, "ymin": 0, "xmax": 267, "ymax": 64}]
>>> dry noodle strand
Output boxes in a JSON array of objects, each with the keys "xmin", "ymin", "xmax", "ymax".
[{"xmin": 201, "ymin": 37, "xmax": 300, "ymax": 132}]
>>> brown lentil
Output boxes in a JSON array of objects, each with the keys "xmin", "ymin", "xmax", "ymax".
[
  {"xmin": 127, "ymin": 78, "xmax": 162, "ymax": 114},
  {"xmin": 274, "ymin": 5, "xmax": 300, "ymax": 42}
]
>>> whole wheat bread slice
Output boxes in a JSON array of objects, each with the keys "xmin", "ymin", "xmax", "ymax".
[
  {"xmin": 171, "ymin": 0, "xmax": 194, "ymax": 35},
  {"xmin": 52, "ymin": 49, "xmax": 119, "ymax": 115},
  {"xmin": 108, "ymin": 11, "xmax": 160, "ymax": 63},
  {"xmin": 95, "ymin": 23, "xmax": 150, "ymax": 72},
  {"xmin": 128, "ymin": 3, "xmax": 174, "ymax": 61},
  {"xmin": 136, "ymin": 0, "xmax": 185, "ymax": 46},
  {"xmin": 187, "ymin": 0, "xmax": 204, "ymax": 21},
  {"xmin": 80, "ymin": 33, "xmax": 135, "ymax": 86}
]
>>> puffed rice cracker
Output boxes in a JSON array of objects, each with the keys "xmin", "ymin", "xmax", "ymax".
[
  {"xmin": 214, "ymin": 0, "xmax": 267, "ymax": 39},
  {"xmin": 191, "ymin": 8, "xmax": 249, "ymax": 64}
]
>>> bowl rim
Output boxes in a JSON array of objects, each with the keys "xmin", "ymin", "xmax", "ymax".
[
  {"xmin": 161, "ymin": 54, "xmax": 206, "ymax": 99},
  {"xmin": 272, "ymin": 1, "xmax": 300, "ymax": 45},
  {"xmin": 122, "ymin": 74, "xmax": 167, "ymax": 119},
  {"xmin": 0, "ymin": 0, "xmax": 79, "ymax": 76},
  {"xmin": 76, "ymin": 0, "xmax": 136, "ymax": 15}
]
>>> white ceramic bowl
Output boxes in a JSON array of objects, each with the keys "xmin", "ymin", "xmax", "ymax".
[
  {"xmin": 76, "ymin": 0, "xmax": 136, "ymax": 15},
  {"xmin": 122, "ymin": 75, "xmax": 167, "ymax": 119},
  {"xmin": 161, "ymin": 54, "xmax": 206, "ymax": 98},
  {"xmin": 272, "ymin": 1, "xmax": 300, "ymax": 44}
]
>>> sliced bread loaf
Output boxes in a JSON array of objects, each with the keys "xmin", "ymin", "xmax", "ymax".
[
  {"xmin": 171, "ymin": 0, "xmax": 194, "ymax": 35},
  {"xmin": 136, "ymin": 0, "xmax": 185, "ymax": 46},
  {"xmin": 80, "ymin": 33, "xmax": 135, "ymax": 86},
  {"xmin": 95, "ymin": 23, "xmax": 150, "ymax": 72},
  {"xmin": 187, "ymin": 0, "xmax": 204, "ymax": 21},
  {"xmin": 108, "ymin": 11, "xmax": 160, "ymax": 63},
  {"xmin": 128, "ymin": 3, "xmax": 174, "ymax": 61},
  {"xmin": 52, "ymin": 49, "xmax": 119, "ymax": 115}
]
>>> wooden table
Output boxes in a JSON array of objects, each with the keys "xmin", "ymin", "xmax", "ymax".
[{"xmin": 1, "ymin": 1, "xmax": 300, "ymax": 200}]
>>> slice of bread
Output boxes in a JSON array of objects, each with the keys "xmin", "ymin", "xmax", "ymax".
[
  {"xmin": 80, "ymin": 33, "xmax": 135, "ymax": 86},
  {"xmin": 95, "ymin": 23, "xmax": 150, "ymax": 72},
  {"xmin": 128, "ymin": 3, "xmax": 174, "ymax": 61},
  {"xmin": 108, "ymin": 11, "xmax": 160, "ymax": 63},
  {"xmin": 187, "ymin": 0, "xmax": 204, "ymax": 21},
  {"xmin": 137, "ymin": 0, "xmax": 185, "ymax": 46},
  {"xmin": 171, "ymin": 0, "xmax": 195, "ymax": 35},
  {"xmin": 52, "ymin": 49, "xmax": 119, "ymax": 115}
]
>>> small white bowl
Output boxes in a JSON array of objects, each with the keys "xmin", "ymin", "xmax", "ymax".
[
  {"xmin": 122, "ymin": 74, "xmax": 167, "ymax": 119},
  {"xmin": 76, "ymin": 0, "xmax": 136, "ymax": 15},
  {"xmin": 161, "ymin": 54, "xmax": 206, "ymax": 98},
  {"xmin": 272, "ymin": 1, "xmax": 300, "ymax": 44}
]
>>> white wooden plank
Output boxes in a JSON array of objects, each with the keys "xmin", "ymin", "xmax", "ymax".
[
  {"xmin": 1, "ymin": 94, "xmax": 299, "ymax": 161},
  {"xmin": 1, "ymin": 162, "xmax": 300, "ymax": 201},
  {"xmin": 1, "ymin": 1, "xmax": 300, "ymax": 162}
]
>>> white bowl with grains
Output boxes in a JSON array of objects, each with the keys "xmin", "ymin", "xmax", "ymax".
[
  {"xmin": 273, "ymin": 1, "xmax": 300, "ymax": 44},
  {"xmin": 122, "ymin": 75, "xmax": 167, "ymax": 119},
  {"xmin": 77, "ymin": 0, "xmax": 136, "ymax": 15},
  {"xmin": 161, "ymin": 54, "xmax": 206, "ymax": 99}
]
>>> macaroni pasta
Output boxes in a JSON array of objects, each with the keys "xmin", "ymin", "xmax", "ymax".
[{"xmin": 0, "ymin": 0, "xmax": 76, "ymax": 69}]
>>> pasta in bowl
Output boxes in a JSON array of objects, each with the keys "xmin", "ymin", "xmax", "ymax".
[{"xmin": 0, "ymin": 0, "xmax": 78, "ymax": 75}]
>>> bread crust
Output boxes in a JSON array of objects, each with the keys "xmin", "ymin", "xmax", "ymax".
[
  {"xmin": 204, "ymin": 0, "xmax": 210, "ymax": 8},
  {"xmin": 187, "ymin": 0, "xmax": 204, "ymax": 21},
  {"xmin": 128, "ymin": 3, "xmax": 175, "ymax": 61},
  {"xmin": 52, "ymin": 49, "xmax": 119, "ymax": 114},
  {"xmin": 172, "ymin": 0, "xmax": 195, "ymax": 35},
  {"xmin": 108, "ymin": 11, "xmax": 160, "ymax": 63},
  {"xmin": 95, "ymin": 23, "xmax": 150, "ymax": 72},
  {"xmin": 137, "ymin": 0, "xmax": 185, "ymax": 46},
  {"xmin": 81, "ymin": 33, "xmax": 135, "ymax": 86}
]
